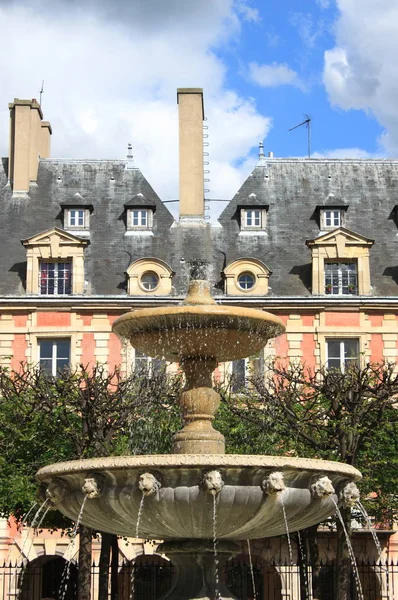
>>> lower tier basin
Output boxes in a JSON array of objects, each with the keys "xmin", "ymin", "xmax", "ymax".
[{"xmin": 37, "ymin": 454, "xmax": 361, "ymax": 540}]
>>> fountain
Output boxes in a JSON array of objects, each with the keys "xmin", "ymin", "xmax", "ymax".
[{"xmin": 37, "ymin": 260, "xmax": 361, "ymax": 599}]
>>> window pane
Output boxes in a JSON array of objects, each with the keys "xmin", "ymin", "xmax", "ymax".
[
  {"xmin": 232, "ymin": 359, "xmax": 246, "ymax": 392},
  {"xmin": 39, "ymin": 340, "xmax": 53, "ymax": 359},
  {"xmin": 39, "ymin": 339, "xmax": 70, "ymax": 376},
  {"xmin": 326, "ymin": 338, "xmax": 359, "ymax": 371},
  {"xmin": 238, "ymin": 272, "xmax": 255, "ymax": 290},
  {"xmin": 324, "ymin": 262, "xmax": 357, "ymax": 295}
]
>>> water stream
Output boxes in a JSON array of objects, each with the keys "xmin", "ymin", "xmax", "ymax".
[
  {"xmin": 246, "ymin": 539, "xmax": 257, "ymax": 599},
  {"xmin": 129, "ymin": 492, "xmax": 146, "ymax": 600},
  {"xmin": 213, "ymin": 493, "xmax": 220, "ymax": 600},
  {"xmin": 331, "ymin": 498, "xmax": 364, "ymax": 600},
  {"xmin": 281, "ymin": 496, "xmax": 293, "ymax": 565},
  {"xmin": 297, "ymin": 531, "xmax": 310, "ymax": 600},
  {"xmin": 59, "ymin": 496, "xmax": 87, "ymax": 600},
  {"xmin": 17, "ymin": 499, "xmax": 50, "ymax": 597}
]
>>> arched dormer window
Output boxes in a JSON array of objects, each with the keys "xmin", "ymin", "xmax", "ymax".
[
  {"xmin": 224, "ymin": 258, "xmax": 271, "ymax": 296},
  {"xmin": 126, "ymin": 258, "xmax": 174, "ymax": 295}
]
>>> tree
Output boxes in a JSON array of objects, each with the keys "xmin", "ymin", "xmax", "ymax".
[
  {"xmin": 221, "ymin": 359, "xmax": 398, "ymax": 600},
  {"xmin": 0, "ymin": 363, "xmax": 182, "ymax": 599}
]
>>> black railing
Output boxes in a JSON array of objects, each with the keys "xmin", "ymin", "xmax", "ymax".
[{"xmin": 0, "ymin": 558, "xmax": 397, "ymax": 599}]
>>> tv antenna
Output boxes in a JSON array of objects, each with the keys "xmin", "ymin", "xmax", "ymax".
[
  {"xmin": 289, "ymin": 114, "xmax": 311, "ymax": 158},
  {"xmin": 39, "ymin": 81, "xmax": 44, "ymax": 107}
]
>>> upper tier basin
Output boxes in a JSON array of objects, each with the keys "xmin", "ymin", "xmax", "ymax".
[
  {"xmin": 112, "ymin": 305, "xmax": 284, "ymax": 362},
  {"xmin": 37, "ymin": 454, "xmax": 361, "ymax": 540}
]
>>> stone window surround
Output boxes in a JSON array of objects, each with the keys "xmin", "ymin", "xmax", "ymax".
[
  {"xmin": 306, "ymin": 228, "xmax": 374, "ymax": 296},
  {"xmin": 127, "ymin": 208, "xmax": 154, "ymax": 230},
  {"xmin": 126, "ymin": 258, "xmax": 174, "ymax": 295},
  {"xmin": 22, "ymin": 227, "xmax": 89, "ymax": 295},
  {"xmin": 64, "ymin": 207, "xmax": 91, "ymax": 230},
  {"xmin": 224, "ymin": 258, "xmax": 271, "ymax": 296},
  {"xmin": 29, "ymin": 333, "xmax": 76, "ymax": 372},
  {"xmin": 240, "ymin": 206, "xmax": 268, "ymax": 231},
  {"xmin": 317, "ymin": 332, "xmax": 367, "ymax": 369}
]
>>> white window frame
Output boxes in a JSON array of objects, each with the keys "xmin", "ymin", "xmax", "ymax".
[
  {"xmin": 134, "ymin": 350, "xmax": 165, "ymax": 376},
  {"xmin": 240, "ymin": 208, "xmax": 266, "ymax": 230},
  {"xmin": 39, "ymin": 261, "xmax": 73, "ymax": 295},
  {"xmin": 324, "ymin": 262, "xmax": 358, "ymax": 295},
  {"xmin": 321, "ymin": 209, "xmax": 343, "ymax": 229},
  {"xmin": 128, "ymin": 209, "xmax": 153, "ymax": 230},
  {"xmin": 325, "ymin": 338, "xmax": 360, "ymax": 372},
  {"xmin": 38, "ymin": 338, "xmax": 71, "ymax": 376},
  {"xmin": 237, "ymin": 271, "xmax": 256, "ymax": 291},
  {"xmin": 65, "ymin": 208, "xmax": 90, "ymax": 230},
  {"xmin": 231, "ymin": 353, "xmax": 264, "ymax": 392}
]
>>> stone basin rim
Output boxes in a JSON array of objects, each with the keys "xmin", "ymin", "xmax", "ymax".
[
  {"xmin": 37, "ymin": 454, "xmax": 361, "ymax": 481},
  {"xmin": 112, "ymin": 305, "xmax": 285, "ymax": 333}
]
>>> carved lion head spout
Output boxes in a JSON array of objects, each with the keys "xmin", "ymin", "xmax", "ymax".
[
  {"xmin": 202, "ymin": 470, "xmax": 224, "ymax": 495},
  {"xmin": 45, "ymin": 478, "xmax": 69, "ymax": 507},
  {"xmin": 261, "ymin": 472, "xmax": 286, "ymax": 495},
  {"xmin": 82, "ymin": 475, "xmax": 104, "ymax": 499},
  {"xmin": 138, "ymin": 472, "xmax": 162, "ymax": 496},
  {"xmin": 311, "ymin": 475, "xmax": 335, "ymax": 498},
  {"xmin": 340, "ymin": 482, "xmax": 360, "ymax": 507}
]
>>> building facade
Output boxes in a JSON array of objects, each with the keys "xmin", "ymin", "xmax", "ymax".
[{"xmin": 0, "ymin": 90, "xmax": 397, "ymax": 597}]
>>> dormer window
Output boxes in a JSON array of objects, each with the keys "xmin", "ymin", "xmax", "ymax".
[
  {"xmin": 128, "ymin": 209, "xmax": 153, "ymax": 229},
  {"xmin": 321, "ymin": 209, "xmax": 343, "ymax": 229},
  {"xmin": 66, "ymin": 208, "xmax": 90, "ymax": 230},
  {"xmin": 240, "ymin": 207, "xmax": 266, "ymax": 231}
]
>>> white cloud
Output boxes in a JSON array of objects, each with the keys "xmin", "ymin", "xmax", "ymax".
[
  {"xmin": 0, "ymin": 0, "xmax": 270, "ymax": 214},
  {"xmin": 249, "ymin": 62, "xmax": 304, "ymax": 89},
  {"xmin": 290, "ymin": 12, "xmax": 326, "ymax": 48},
  {"xmin": 235, "ymin": 0, "xmax": 261, "ymax": 23},
  {"xmin": 323, "ymin": 0, "xmax": 398, "ymax": 153}
]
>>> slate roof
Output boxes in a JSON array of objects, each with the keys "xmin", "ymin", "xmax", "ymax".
[
  {"xmin": 216, "ymin": 158, "xmax": 398, "ymax": 296},
  {"xmin": 1, "ymin": 155, "xmax": 398, "ymax": 298},
  {"xmin": 0, "ymin": 158, "xmax": 175, "ymax": 295}
]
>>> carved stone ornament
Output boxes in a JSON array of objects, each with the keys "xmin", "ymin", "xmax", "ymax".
[
  {"xmin": 202, "ymin": 470, "xmax": 224, "ymax": 495},
  {"xmin": 138, "ymin": 472, "xmax": 162, "ymax": 496},
  {"xmin": 340, "ymin": 482, "xmax": 360, "ymax": 507},
  {"xmin": 311, "ymin": 475, "xmax": 335, "ymax": 498},
  {"xmin": 261, "ymin": 471, "xmax": 286, "ymax": 495}
]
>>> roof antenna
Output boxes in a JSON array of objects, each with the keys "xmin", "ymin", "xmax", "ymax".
[
  {"xmin": 39, "ymin": 80, "xmax": 44, "ymax": 107},
  {"xmin": 289, "ymin": 114, "xmax": 311, "ymax": 158}
]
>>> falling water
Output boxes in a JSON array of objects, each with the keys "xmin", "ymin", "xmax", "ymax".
[
  {"xmin": 129, "ymin": 493, "xmax": 146, "ymax": 600},
  {"xmin": 213, "ymin": 493, "xmax": 220, "ymax": 600},
  {"xmin": 331, "ymin": 498, "xmax": 364, "ymax": 600},
  {"xmin": 356, "ymin": 500, "xmax": 390, "ymax": 598},
  {"xmin": 356, "ymin": 501, "xmax": 383, "ymax": 558},
  {"xmin": 281, "ymin": 497, "xmax": 293, "ymax": 565},
  {"xmin": 246, "ymin": 539, "xmax": 257, "ymax": 599},
  {"xmin": 17, "ymin": 499, "xmax": 50, "ymax": 597},
  {"xmin": 297, "ymin": 531, "xmax": 310, "ymax": 600},
  {"xmin": 59, "ymin": 496, "xmax": 87, "ymax": 600}
]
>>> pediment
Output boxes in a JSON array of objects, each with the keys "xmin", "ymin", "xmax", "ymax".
[
  {"xmin": 22, "ymin": 227, "xmax": 89, "ymax": 248},
  {"xmin": 306, "ymin": 227, "xmax": 374, "ymax": 248}
]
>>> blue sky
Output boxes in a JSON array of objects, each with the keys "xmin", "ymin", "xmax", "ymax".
[{"xmin": 0, "ymin": 0, "xmax": 396, "ymax": 216}]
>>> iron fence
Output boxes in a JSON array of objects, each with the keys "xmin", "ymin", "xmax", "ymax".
[{"xmin": 0, "ymin": 558, "xmax": 397, "ymax": 599}]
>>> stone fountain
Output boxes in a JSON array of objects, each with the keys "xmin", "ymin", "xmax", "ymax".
[{"xmin": 37, "ymin": 260, "xmax": 361, "ymax": 599}]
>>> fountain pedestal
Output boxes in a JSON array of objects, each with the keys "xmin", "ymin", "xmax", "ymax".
[{"xmin": 158, "ymin": 541, "xmax": 239, "ymax": 600}]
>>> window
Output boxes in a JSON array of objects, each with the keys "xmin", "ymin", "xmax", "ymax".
[
  {"xmin": 40, "ymin": 261, "xmax": 72, "ymax": 295},
  {"xmin": 134, "ymin": 350, "xmax": 165, "ymax": 376},
  {"xmin": 231, "ymin": 353, "xmax": 264, "ymax": 392},
  {"xmin": 224, "ymin": 258, "xmax": 271, "ymax": 296},
  {"xmin": 140, "ymin": 271, "xmax": 159, "ymax": 291},
  {"xmin": 240, "ymin": 208, "xmax": 266, "ymax": 231},
  {"xmin": 324, "ymin": 262, "xmax": 357, "ymax": 295},
  {"xmin": 326, "ymin": 338, "xmax": 359, "ymax": 371},
  {"xmin": 39, "ymin": 339, "xmax": 70, "ymax": 376},
  {"xmin": 237, "ymin": 272, "xmax": 255, "ymax": 290},
  {"xmin": 66, "ymin": 208, "xmax": 89, "ymax": 230},
  {"xmin": 322, "ymin": 209, "xmax": 342, "ymax": 229},
  {"xmin": 128, "ymin": 209, "xmax": 153, "ymax": 229}
]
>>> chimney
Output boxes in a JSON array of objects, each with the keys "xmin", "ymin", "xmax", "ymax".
[
  {"xmin": 177, "ymin": 88, "xmax": 205, "ymax": 221},
  {"xmin": 8, "ymin": 98, "xmax": 51, "ymax": 196},
  {"xmin": 39, "ymin": 121, "xmax": 52, "ymax": 158}
]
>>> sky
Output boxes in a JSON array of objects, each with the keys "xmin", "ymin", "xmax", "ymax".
[{"xmin": 0, "ymin": 0, "xmax": 396, "ymax": 219}]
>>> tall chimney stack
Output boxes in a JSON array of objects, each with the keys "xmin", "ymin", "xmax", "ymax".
[
  {"xmin": 177, "ymin": 88, "xmax": 205, "ymax": 222},
  {"xmin": 8, "ymin": 98, "xmax": 51, "ymax": 197}
]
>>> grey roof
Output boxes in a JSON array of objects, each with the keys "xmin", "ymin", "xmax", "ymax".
[
  {"xmin": 1, "ymin": 155, "xmax": 398, "ymax": 298},
  {"xmin": 216, "ymin": 158, "xmax": 398, "ymax": 296}
]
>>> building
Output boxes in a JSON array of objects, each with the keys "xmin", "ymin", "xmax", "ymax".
[{"xmin": 0, "ymin": 90, "xmax": 397, "ymax": 597}]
